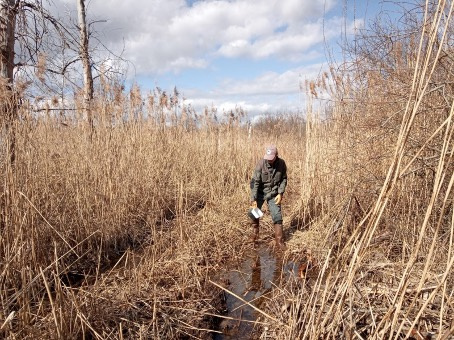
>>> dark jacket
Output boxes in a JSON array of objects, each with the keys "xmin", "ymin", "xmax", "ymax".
[{"xmin": 250, "ymin": 157, "xmax": 287, "ymax": 201}]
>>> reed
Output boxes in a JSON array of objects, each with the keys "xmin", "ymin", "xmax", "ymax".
[
  {"xmin": 266, "ymin": 1, "xmax": 454, "ymax": 339},
  {"xmin": 3, "ymin": 1, "xmax": 453, "ymax": 338},
  {"xmin": 0, "ymin": 79, "xmax": 305, "ymax": 338}
]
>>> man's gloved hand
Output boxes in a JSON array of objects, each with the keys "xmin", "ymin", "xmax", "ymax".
[
  {"xmin": 251, "ymin": 201, "xmax": 257, "ymax": 209},
  {"xmin": 275, "ymin": 194, "xmax": 282, "ymax": 205}
]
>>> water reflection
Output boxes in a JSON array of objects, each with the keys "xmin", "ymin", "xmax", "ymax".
[{"xmin": 214, "ymin": 246, "xmax": 285, "ymax": 339}]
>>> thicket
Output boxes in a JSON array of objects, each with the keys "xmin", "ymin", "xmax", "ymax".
[
  {"xmin": 0, "ymin": 77, "xmax": 306, "ymax": 337},
  {"xmin": 2, "ymin": 1, "xmax": 454, "ymax": 339},
  {"xmin": 264, "ymin": 1, "xmax": 454, "ymax": 339}
]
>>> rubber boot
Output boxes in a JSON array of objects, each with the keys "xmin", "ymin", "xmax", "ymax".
[
  {"xmin": 274, "ymin": 223, "xmax": 287, "ymax": 251},
  {"xmin": 250, "ymin": 220, "xmax": 259, "ymax": 244}
]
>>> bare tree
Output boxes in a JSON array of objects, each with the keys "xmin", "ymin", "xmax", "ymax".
[
  {"xmin": 0, "ymin": 0, "xmax": 17, "ymax": 164},
  {"xmin": 0, "ymin": 0, "xmax": 16, "ymax": 83},
  {"xmin": 1, "ymin": 0, "xmax": 124, "ymax": 129},
  {"xmin": 77, "ymin": 0, "xmax": 93, "ymax": 130}
]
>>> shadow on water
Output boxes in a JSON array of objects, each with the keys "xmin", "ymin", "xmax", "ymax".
[{"xmin": 214, "ymin": 245, "xmax": 297, "ymax": 339}]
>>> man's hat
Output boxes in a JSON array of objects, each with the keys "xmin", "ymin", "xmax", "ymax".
[{"xmin": 264, "ymin": 145, "xmax": 277, "ymax": 161}]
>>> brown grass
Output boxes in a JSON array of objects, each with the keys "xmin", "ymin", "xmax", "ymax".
[
  {"xmin": 0, "ymin": 84, "xmax": 305, "ymax": 338},
  {"xmin": 264, "ymin": 1, "xmax": 454, "ymax": 339},
  {"xmin": 2, "ymin": 2, "xmax": 454, "ymax": 339}
]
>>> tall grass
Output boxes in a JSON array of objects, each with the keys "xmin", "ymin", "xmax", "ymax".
[
  {"xmin": 3, "ymin": 1, "xmax": 453, "ymax": 338},
  {"xmin": 267, "ymin": 1, "xmax": 454, "ymax": 339},
  {"xmin": 0, "ymin": 80, "xmax": 306, "ymax": 338}
]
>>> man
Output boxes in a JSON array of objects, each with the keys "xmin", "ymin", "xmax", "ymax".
[{"xmin": 248, "ymin": 145, "xmax": 287, "ymax": 250}]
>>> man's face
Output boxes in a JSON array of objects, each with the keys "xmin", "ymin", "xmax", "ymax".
[{"xmin": 267, "ymin": 157, "xmax": 276, "ymax": 164}]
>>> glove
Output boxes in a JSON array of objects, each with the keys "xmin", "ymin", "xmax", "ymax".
[
  {"xmin": 275, "ymin": 194, "xmax": 282, "ymax": 205},
  {"xmin": 251, "ymin": 201, "xmax": 257, "ymax": 209}
]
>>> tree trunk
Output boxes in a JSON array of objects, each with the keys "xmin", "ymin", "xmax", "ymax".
[
  {"xmin": 0, "ymin": 0, "xmax": 15, "ymax": 81},
  {"xmin": 77, "ymin": 0, "xmax": 94, "ymax": 132},
  {"xmin": 0, "ymin": 0, "xmax": 17, "ymax": 164}
]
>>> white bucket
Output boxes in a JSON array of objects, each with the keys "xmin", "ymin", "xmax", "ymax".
[{"xmin": 251, "ymin": 207, "xmax": 264, "ymax": 219}]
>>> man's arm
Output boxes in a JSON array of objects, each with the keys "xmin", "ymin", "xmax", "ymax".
[
  {"xmin": 278, "ymin": 160, "xmax": 287, "ymax": 195},
  {"xmin": 250, "ymin": 161, "xmax": 262, "ymax": 201}
]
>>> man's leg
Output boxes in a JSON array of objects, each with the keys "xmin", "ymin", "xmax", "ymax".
[
  {"xmin": 247, "ymin": 200, "xmax": 264, "ymax": 244},
  {"xmin": 268, "ymin": 197, "xmax": 287, "ymax": 250}
]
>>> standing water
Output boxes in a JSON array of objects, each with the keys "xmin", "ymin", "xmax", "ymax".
[{"xmin": 214, "ymin": 245, "xmax": 296, "ymax": 339}]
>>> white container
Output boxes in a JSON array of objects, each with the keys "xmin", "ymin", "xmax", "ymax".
[{"xmin": 251, "ymin": 207, "xmax": 264, "ymax": 219}]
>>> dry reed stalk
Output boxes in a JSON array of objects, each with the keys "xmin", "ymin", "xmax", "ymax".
[
  {"xmin": 1, "ymin": 81, "xmax": 305, "ymax": 338},
  {"xmin": 261, "ymin": 1, "xmax": 454, "ymax": 339},
  {"xmin": 9, "ymin": 5, "xmax": 454, "ymax": 338}
]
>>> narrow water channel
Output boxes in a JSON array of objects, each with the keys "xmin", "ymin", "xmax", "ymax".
[{"xmin": 214, "ymin": 245, "xmax": 297, "ymax": 339}]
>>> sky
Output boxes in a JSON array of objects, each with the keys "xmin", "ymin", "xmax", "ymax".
[{"xmin": 54, "ymin": 0, "xmax": 393, "ymax": 120}]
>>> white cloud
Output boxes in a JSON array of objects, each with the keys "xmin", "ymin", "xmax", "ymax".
[
  {"xmin": 53, "ymin": 0, "xmax": 344, "ymax": 74},
  {"xmin": 182, "ymin": 63, "xmax": 325, "ymax": 115},
  {"xmin": 187, "ymin": 97, "xmax": 280, "ymax": 118},
  {"xmin": 48, "ymin": 0, "xmax": 361, "ymax": 116},
  {"xmin": 219, "ymin": 64, "xmax": 324, "ymax": 96},
  {"xmin": 168, "ymin": 57, "xmax": 208, "ymax": 70}
]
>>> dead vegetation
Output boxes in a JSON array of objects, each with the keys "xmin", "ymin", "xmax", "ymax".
[
  {"xmin": 2, "ymin": 1, "xmax": 454, "ymax": 339},
  {"xmin": 263, "ymin": 1, "xmax": 454, "ymax": 339},
  {"xmin": 0, "ymin": 79, "xmax": 304, "ymax": 338}
]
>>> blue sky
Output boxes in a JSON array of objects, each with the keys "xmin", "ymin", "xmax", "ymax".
[{"xmin": 57, "ymin": 0, "xmax": 395, "ymax": 120}]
